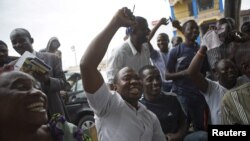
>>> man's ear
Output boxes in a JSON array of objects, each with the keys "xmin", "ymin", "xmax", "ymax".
[{"xmin": 30, "ymin": 37, "xmax": 34, "ymax": 44}]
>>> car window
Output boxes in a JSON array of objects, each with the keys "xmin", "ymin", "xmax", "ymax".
[{"xmin": 76, "ymin": 79, "xmax": 83, "ymax": 91}]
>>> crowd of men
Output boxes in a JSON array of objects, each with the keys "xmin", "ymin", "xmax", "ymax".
[{"xmin": 1, "ymin": 6, "xmax": 250, "ymax": 141}]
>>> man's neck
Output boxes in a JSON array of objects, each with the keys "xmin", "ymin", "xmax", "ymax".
[{"xmin": 130, "ymin": 37, "xmax": 143, "ymax": 53}]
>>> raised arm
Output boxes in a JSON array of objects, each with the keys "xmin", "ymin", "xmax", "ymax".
[
  {"xmin": 186, "ymin": 46, "xmax": 208, "ymax": 92},
  {"xmin": 147, "ymin": 17, "xmax": 169, "ymax": 42},
  {"xmin": 80, "ymin": 7, "xmax": 136, "ymax": 93},
  {"xmin": 172, "ymin": 19, "xmax": 183, "ymax": 34}
]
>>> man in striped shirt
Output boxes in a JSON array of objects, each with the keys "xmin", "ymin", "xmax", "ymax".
[{"xmin": 221, "ymin": 41, "xmax": 250, "ymax": 125}]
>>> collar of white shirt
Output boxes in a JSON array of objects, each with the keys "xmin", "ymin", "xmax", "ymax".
[{"xmin": 127, "ymin": 37, "xmax": 138, "ymax": 56}]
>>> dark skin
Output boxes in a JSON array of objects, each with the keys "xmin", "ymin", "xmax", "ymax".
[
  {"xmin": 129, "ymin": 17, "xmax": 150, "ymax": 53},
  {"xmin": 165, "ymin": 21, "xmax": 200, "ymax": 81},
  {"xmin": 157, "ymin": 33, "xmax": 169, "ymax": 53},
  {"xmin": 0, "ymin": 44, "xmax": 8, "ymax": 66},
  {"xmin": 171, "ymin": 36, "xmax": 182, "ymax": 47},
  {"xmin": 80, "ymin": 7, "xmax": 141, "ymax": 109},
  {"xmin": 0, "ymin": 71, "xmax": 52, "ymax": 141},
  {"xmin": 186, "ymin": 46, "xmax": 238, "ymax": 92},
  {"xmin": 10, "ymin": 29, "xmax": 50, "ymax": 84},
  {"xmin": 147, "ymin": 18, "xmax": 169, "ymax": 53},
  {"xmin": 141, "ymin": 67, "xmax": 162, "ymax": 102},
  {"xmin": 141, "ymin": 66, "xmax": 187, "ymax": 141},
  {"xmin": 114, "ymin": 67, "xmax": 143, "ymax": 108}
]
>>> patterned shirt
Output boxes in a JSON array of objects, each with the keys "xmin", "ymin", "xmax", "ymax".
[
  {"xmin": 221, "ymin": 82, "xmax": 250, "ymax": 125},
  {"xmin": 49, "ymin": 114, "xmax": 93, "ymax": 141}
]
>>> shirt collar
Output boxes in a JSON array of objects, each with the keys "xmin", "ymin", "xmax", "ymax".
[
  {"xmin": 127, "ymin": 37, "xmax": 138, "ymax": 55},
  {"xmin": 31, "ymin": 50, "xmax": 36, "ymax": 56}
]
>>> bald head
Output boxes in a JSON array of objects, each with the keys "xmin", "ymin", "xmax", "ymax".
[{"xmin": 0, "ymin": 71, "xmax": 35, "ymax": 88}]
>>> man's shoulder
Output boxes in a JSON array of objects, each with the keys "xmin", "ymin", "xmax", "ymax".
[
  {"xmin": 227, "ymin": 82, "xmax": 250, "ymax": 95},
  {"xmin": 112, "ymin": 42, "xmax": 130, "ymax": 53},
  {"xmin": 36, "ymin": 52, "xmax": 59, "ymax": 59}
]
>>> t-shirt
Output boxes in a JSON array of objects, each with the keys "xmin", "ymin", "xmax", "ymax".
[
  {"xmin": 86, "ymin": 83, "xmax": 166, "ymax": 141},
  {"xmin": 140, "ymin": 92, "xmax": 185, "ymax": 134},
  {"xmin": 166, "ymin": 43, "xmax": 210, "ymax": 92}
]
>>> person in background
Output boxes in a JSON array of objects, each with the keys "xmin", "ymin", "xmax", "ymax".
[
  {"xmin": 185, "ymin": 46, "xmax": 248, "ymax": 125},
  {"xmin": 0, "ymin": 71, "xmax": 92, "ymax": 141},
  {"xmin": 0, "ymin": 40, "xmax": 17, "ymax": 74},
  {"xmin": 240, "ymin": 21, "xmax": 250, "ymax": 41},
  {"xmin": 165, "ymin": 20, "xmax": 210, "ymax": 131},
  {"xmin": 221, "ymin": 40, "xmax": 250, "ymax": 125},
  {"xmin": 80, "ymin": 7, "xmax": 166, "ymax": 141},
  {"xmin": 171, "ymin": 36, "xmax": 183, "ymax": 48},
  {"xmin": 9, "ymin": 28, "xmax": 70, "ymax": 118},
  {"xmin": 40, "ymin": 37, "xmax": 62, "ymax": 59},
  {"xmin": 106, "ymin": 14, "xmax": 151, "ymax": 90},
  {"xmin": 0, "ymin": 40, "xmax": 9, "ymax": 67},
  {"xmin": 147, "ymin": 17, "xmax": 172, "ymax": 92}
]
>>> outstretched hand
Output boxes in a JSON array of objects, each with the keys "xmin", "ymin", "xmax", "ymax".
[
  {"xmin": 159, "ymin": 17, "xmax": 169, "ymax": 26},
  {"xmin": 172, "ymin": 19, "xmax": 182, "ymax": 30}
]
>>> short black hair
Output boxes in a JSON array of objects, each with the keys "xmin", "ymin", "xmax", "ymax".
[
  {"xmin": 182, "ymin": 20, "xmax": 198, "ymax": 33},
  {"xmin": 127, "ymin": 16, "xmax": 147, "ymax": 35},
  {"xmin": 241, "ymin": 21, "xmax": 250, "ymax": 33},
  {"xmin": 0, "ymin": 40, "xmax": 7, "ymax": 48},
  {"xmin": 10, "ymin": 28, "xmax": 32, "ymax": 39},
  {"xmin": 138, "ymin": 65, "xmax": 157, "ymax": 78},
  {"xmin": 157, "ymin": 33, "xmax": 169, "ymax": 40}
]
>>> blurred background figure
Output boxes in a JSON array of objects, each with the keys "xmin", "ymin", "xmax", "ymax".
[
  {"xmin": 171, "ymin": 36, "xmax": 183, "ymax": 48},
  {"xmin": 40, "ymin": 37, "xmax": 62, "ymax": 59}
]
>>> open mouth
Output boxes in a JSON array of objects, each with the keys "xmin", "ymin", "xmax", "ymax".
[
  {"xmin": 26, "ymin": 97, "xmax": 46, "ymax": 112},
  {"xmin": 129, "ymin": 87, "xmax": 140, "ymax": 95}
]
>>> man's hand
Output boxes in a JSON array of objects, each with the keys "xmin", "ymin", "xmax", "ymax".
[
  {"xmin": 112, "ymin": 7, "xmax": 137, "ymax": 28},
  {"xmin": 33, "ymin": 71, "xmax": 50, "ymax": 84},
  {"xmin": 159, "ymin": 17, "xmax": 169, "ymax": 26}
]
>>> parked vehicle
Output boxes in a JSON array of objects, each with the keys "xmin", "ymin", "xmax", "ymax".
[{"xmin": 63, "ymin": 71, "xmax": 95, "ymax": 130}]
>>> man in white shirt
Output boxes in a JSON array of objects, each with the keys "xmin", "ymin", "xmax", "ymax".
[
  {"xmin": 106, "ymin": 15, "xmax": 151, "ymax": 90},
  {"xmin": 80, "ymin": 7, "xmax": 166, "ymax": 141},
  {"xmin": 185, "ymin": 46, "xmax": 248, "ymax": 125}
]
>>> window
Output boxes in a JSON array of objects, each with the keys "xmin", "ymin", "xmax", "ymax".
[
  {"xmin": 243, "ymin": 16, "xmax": 250, "ymax": 22},
  {"xmin": 197, "ymin": 0, "xmax": 213, "ymax": 11}
]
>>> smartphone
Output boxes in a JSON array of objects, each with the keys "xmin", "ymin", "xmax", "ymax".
[{"xmin": 169, "ymin": 16, "xmax": 173, "ymax": 22}]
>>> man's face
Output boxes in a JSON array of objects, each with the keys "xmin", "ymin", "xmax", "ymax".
[
  {"xmin": 216, "ymin": 59, "xmax": 238, "ymax": 84},
  {"xmin": 10, "ymin": 30, "xmax": 33, "ymax": 55},
  {"xmin": 216, "ymin": 23, "xmax": 230, "ymax": 42},
  {"xmin": 0, "ymin": 45, "xmax": 8, "ymax": 64},
  {"xmin": 49, "ymin": 40, "xmax": 60, "ymax": 52},
  {"xmin": 141, "ymin": 68, "xmax": 162, "ymax": 101},
  {"xmin": 134, "ymin": 20, "xmax": 150, "ymax": 44},
  {"xmin": 157, "ymin": 34, "xmax": 169, "ymax": 52},
  {"xmin": 184, "ymin": 22, "xmax": 199, "ymax": 42},
  {"xmin": 0, "ymin": 72, "xmax": 48, "ymax": 127},
  {"xmin": 115, "ymin": 67, "xmax": 142, "ymax": 104}
]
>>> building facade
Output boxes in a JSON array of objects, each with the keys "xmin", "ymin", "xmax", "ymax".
[{"xmin": 169, "ymin": 0, "xmax": 224, "ymax": 43}]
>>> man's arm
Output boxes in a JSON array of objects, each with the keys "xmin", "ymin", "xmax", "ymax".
[
  {"xmin": 148, "ymin": 17, "xmax": 169, "ymax": 42},
  {"xmin": 80, "ymin": 7, "xmax": 136, "ymax": 93},
  {"xmin": 186, "ymin": 46, "xmax": 209, "ymax": 93}
]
